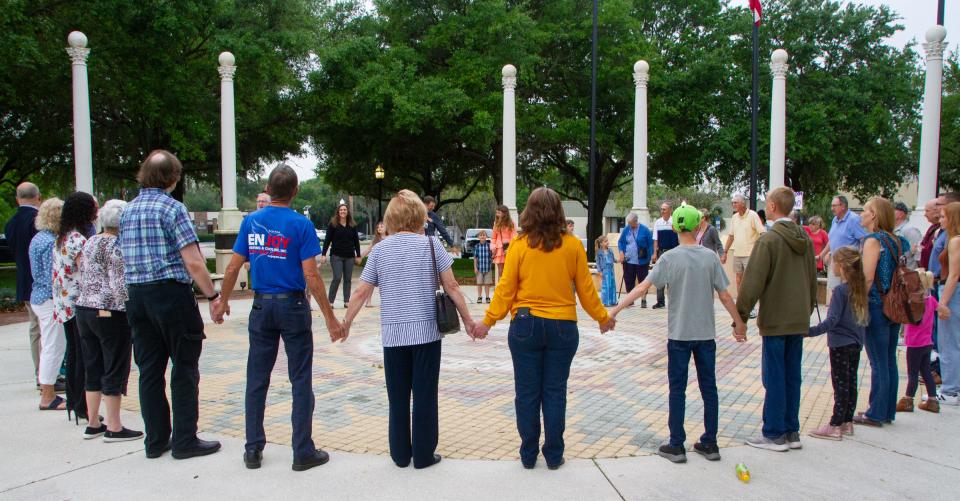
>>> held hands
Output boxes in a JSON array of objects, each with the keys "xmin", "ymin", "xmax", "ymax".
[
  {"xmin": 720, "ymin": 254, "xmax": 727, "ymax": 265},
  {"xmin": 320, "ymin": 255, "xmax": 328, "ymax": 265},
  {"xmin": 355, "ymin": 257, "xmax": 362, "ymax": 265},
  {"xmin": 330, "ymin": 317, "xmax": 349, "ymax": 343},
  {"xmin": 599, "ymin": 317, "xmax": 616, "ymax": 334},
  {"xmin": 470, "ymin": 322, "xmax": 491, "ymax": 340},
  {"xmin": 733, "ymin": 321, "xmax": 747, "ymax": 342},
  {"xmin": 937, "ymin": 303, "xmax": 951, "ymax": 320},
  {"xmin": 210, "ymin": 297, "xmax": 228, "ymax": 324}
]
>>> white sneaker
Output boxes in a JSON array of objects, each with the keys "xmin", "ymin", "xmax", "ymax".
[{"xmin": 937, "ymin": 393, "xmax": 960, "ymax": 406}]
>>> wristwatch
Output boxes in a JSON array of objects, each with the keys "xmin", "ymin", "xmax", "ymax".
[{"xmin": 207, "ymin": 292, "xmax": 221, "ymax": 301}]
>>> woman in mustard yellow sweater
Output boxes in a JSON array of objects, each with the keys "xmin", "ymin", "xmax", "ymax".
[{"xmin": 472, "ymin": 187, "xmax": 615, "ymax": 470}]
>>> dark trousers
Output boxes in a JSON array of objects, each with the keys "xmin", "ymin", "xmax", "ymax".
[
  {"xmin": 666, "ymin": 340, "xmax": 718, "ymax": 447},
  {"xmin": 654, "ymin": 249, "xmax": 668, "ymax": 305},
  {"xmin": 383, "ymin": 340, "xmax": 441, "ymax": 468},
  {"xmin": 64, "ymin": 317, "xmax": 88, "ymax": 420},
  {"xmin": 761, "ymin": 335, "xmax": 803, "ymax": 438},
  {"xmin": 828, "ymin": 344, "xmax": 861, "ymax": 426},
  {"xmin": 905, "ymin": 345, "xmax": 937, "ymax": 398},
  {"xmin": 622, "ymin": 263, "xmax": 649, "ymax": 298},
  {"xmin": 508, "ymin": 315, "xmax": 579, "ymax": 466},
  {"xmin": 245, "ymin": 294, "xmax": 316, "ymax": 460},
  {"xmin": 76, "ymin": 307, "xmax": 132, "ymax": 396},
  {"xmin": 328, "ymin": 255, "xmax": 355, "ymax": 304},
  {"xmin": 864, "ymin": 303, "xmax": 900, "ymax": 422},
  {"xmin": 126, "ymin": 282, "xmax": 205, "ymax": 452}
]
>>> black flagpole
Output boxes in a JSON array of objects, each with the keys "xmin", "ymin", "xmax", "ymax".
[
  {"xmin": 588, "ymin": 0, "xmax": 599, "ymax": 260},
  {"xmin": 938, "ymin": 0, "xmax": 945, "ymax": 25},
  {"xmin": 750, "ymin": 21, "xmax": 759, "ymax": 211}
]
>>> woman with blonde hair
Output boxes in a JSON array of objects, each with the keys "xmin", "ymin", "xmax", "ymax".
[
  {"xmin": 29, "ymin": 198, "xmax": 65, "ymax": 411},
  {"xmin": 341, "ymin": 190, "xmax": 475, "ymax": 469},
  {"xmin": 473, "ymin": 187, "xmax": 615, "ymax": 470},
  {"xmin": 854, "ymin": 197, "xmax": 910, "ymax": 427},
  {"xmin": 492, "ymin": 204, "xmax": 517, "ymax": 284},
  {"xmin": 935, "ymin": 202, "xmax": 960, "ymax": 405}
]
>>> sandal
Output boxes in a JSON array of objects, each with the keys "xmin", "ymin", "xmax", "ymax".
[{"xmin": 39, "ymin": 395, "xmax": 66, "ymax": 411}]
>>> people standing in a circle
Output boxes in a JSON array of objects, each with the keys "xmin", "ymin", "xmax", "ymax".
[
  {"xmin": 652, "ymin": 202, "xmax": 678, "ymax": 309},
  {"xmin": 423, "ymin": 196, "xmax": 454, "ymax": 247},
  {"xmin": 321, "ymin": 203, "xmax": 361, "ymax": 308},
  {"xmin": 492, "ymin": 205, "xmax": 517, "ymax": 284}
]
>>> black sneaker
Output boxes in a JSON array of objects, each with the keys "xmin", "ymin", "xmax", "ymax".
[
  {"xmin": 477, "ymin": 297, "xmax": 483, "ymax": 303},
  {"xmin": 485, "ymin": 297, "xmax": 491, "ymax": 303},
  {"xmin": 693, "ymin": 442, "xmax": 721, "ymax": 461},
  {"xmin": 652, "ymin": 303, "xmax": 666, "ymax": 310},
  {"xmin": 640, "ymin": 300, "xmax": 647, "ymax": 308},
  {"xmin": 657, "ymin": 444, "xmax": 686, "ymax": 463},
  {"xmin": 547, "ymin": 457, "xmax": 565, "ymax": 470},
  {"xmin": 83, "ymin": 424, "xmax": 107, "ymax": 440},
  {"xmin": 414, "ymin": 454, "xmax": 442, "ymax": 470},
  {"xmin": 146, "ymin": 443, "xmax": 172, "ymax": 459},
  {"xmin": 293, "ymin": 449, "xmax": 330, "ymax": 471},
  {"xmin": 103, "ymin": 427, "xmax": 144, "ymax": 443},
  {"xmin": 244, "ymin": 450, "xmax": 263, "ymax": 469},
  {"xmin": 172, "ymin": 438, "xmax": 222, "ymax": 460}
]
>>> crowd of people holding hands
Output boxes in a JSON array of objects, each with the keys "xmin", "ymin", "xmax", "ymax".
[{"xmin": 4, "ymin": 148, "xmax": 958, "ymax": 472}]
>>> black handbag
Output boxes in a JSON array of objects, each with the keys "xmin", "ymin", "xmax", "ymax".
[{"xmin": 429, "ymin": 237, "xmax": 461, "ymax": 335}]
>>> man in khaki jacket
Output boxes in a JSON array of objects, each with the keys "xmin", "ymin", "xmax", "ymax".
[{"xmin": 736, "ymin": 187, "xmax": 817, "ymax": 453}]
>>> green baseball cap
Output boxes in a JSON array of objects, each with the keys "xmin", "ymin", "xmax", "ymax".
[{"xmin": 671, "ymin": 203, "xmax": 700, "ymax": 232}]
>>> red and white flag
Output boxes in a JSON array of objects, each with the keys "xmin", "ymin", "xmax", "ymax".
[{"xmin": 750, "ymin": 0, "xmax": 762, "ymax": 26}]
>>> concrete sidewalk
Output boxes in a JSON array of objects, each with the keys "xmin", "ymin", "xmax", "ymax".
[{"xmin": 1, "ymin": 318, "xmax": 957, "ymax": 500}]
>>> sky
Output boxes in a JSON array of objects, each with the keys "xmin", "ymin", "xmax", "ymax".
[{"xmin": 279, "ymin": 1, "xmax": 958, "ymax": 183}]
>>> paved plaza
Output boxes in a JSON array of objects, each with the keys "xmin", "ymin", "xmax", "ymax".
[{"xmin": 124, "ymin": 296, "xmax": 848, "ymax": 460}]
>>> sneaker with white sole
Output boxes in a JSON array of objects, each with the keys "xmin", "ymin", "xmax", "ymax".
[
  {"xmin": 657, "ymin": 443, "xmax": 687, "ymax": 463},
  {"xmin": 103, "ymin": 427, "xmax": 144, "ymax": 443},
  {"xmin": 746, "ymin": 434, "xmax": 789, "ymax": 452},
  {"xmin": 83, "ymin": 424, "xmax": 107, "ymax": 440},
  {"xmin": 786, "ymin": 432, "xmax": 802, "ymax": 449},
  {"xmin": 937, "ymin": 393, "xmax": 960, "ymax": 406}
]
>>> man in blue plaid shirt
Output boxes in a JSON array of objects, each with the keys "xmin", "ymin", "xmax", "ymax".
[
  {"xmin": 473, "ymin": 230, "xmax": 493, "ymax": 303},
  {"xmin": 119, "ymin": 150, "xmax": 223, "ymax": 461}
]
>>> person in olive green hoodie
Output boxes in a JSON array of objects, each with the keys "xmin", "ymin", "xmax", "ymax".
[{"xmin": 736, "ymin": 186, "xmax": 818, "ymax": 453}]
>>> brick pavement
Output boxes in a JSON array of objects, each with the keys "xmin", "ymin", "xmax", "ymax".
[{"xmin": 121, "ymin": 299, "xmax": 883, "ymax": 460}]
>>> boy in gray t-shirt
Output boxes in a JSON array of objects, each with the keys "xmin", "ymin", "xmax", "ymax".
[{"xmin": 610, "ymin": 204, "xmax": 746, "ymax": 464}]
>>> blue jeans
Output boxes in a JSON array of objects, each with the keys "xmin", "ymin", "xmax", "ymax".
[
  {"xmin": 864, "ymin": 302, "xmax": 900, "ymax": 422},
  {"xmin": 508, "ymin": 314, "xmax": 579, "ymax": 466},
  {"xmin": 667, "ymin": 340, "xmax": 718, "ymax": 447},
  {"xmin": 761, "ymin": 335, "xmax": 803, "ymax": 439},
  {"xmin": 937, "ymin": 291, "xmax": 960, "ymax": 396},
  {"xmin": 245, "ymin": 294, "xmax": 316, "ymax": 460}
]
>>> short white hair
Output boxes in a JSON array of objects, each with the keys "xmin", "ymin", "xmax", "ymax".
[
  {"xmin": 731, "ymin": 193, "xmax": 746, "ymax": 203},
  {"xmin": 99, "ymin": 199, "xmax": 127, "ymax": 229},
  {"xmin": 626, "ymin": 212, "xmax": 639, "ymax": 223}
]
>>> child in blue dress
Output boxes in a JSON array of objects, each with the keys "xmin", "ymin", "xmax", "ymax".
[{"xmin": 596, "ymin": 235, "xmax": 617, "ymax": 306}]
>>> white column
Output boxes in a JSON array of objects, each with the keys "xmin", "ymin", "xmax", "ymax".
[
  {"xmin": 769, "ymin": 49, "xmax": 788, "ymax": 190},
  {"xmin": 218, "ymin": 52, "xmax": 238, "ymax": 211},
  {"xmin": 502, "ymin": 65, "xmax": 518, "ymax": 221},
  {"xmin": 917, "ymin": 26, "xmax": 947, "ymax": 211},
  {"xmin": 66, "ymin": 32, "xmax": 93, "ymax": 194},
  {"xmin": 215, "ymin": 52, "xmax": 243, "ymax": 286},
  {"xmin": 632, "ymin": 60, "xmax": 651, "ymax": 225}
]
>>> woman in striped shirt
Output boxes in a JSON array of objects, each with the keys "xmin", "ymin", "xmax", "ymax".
[{"xmin": 341, "ymin": 190, "xmax": 476, "ymax": 469}]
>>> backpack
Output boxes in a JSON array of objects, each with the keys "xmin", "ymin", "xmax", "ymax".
[{"xmin": 878, "ymin": 234, "xmax": 925, "ymax": 325}]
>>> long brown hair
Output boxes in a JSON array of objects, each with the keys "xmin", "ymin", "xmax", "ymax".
[
  {"xmin": 833, "ymin": 247, "xmax": 869, "ymax": 326},
  {"xmin": 944, "ymin": 202, "xmax": 960, "ymax": 238},
  {"xmin": 329, "ymin": 203, "xmax": 356, "ymax": 227},
  {"xmin": 494, "ymin": 204, "xmax": 515, "ymax": 232},
  {"xmin": 519, "ymin": 187, "xmax": 565, "ymax": 252},
  {"xmin": 864, "ymin": 197, "xmax": 895, "ymax": 235}
]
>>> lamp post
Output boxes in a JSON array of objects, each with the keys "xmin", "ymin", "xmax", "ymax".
[{"xmin": 375, "ymin": 165, "xmax": 385, "ymax": 221}]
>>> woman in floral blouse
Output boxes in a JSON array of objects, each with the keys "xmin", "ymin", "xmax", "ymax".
[
  {"xmin": 53, "ymin": 192, "xmax": 98, "ymax": 424},
  {"xmin": 75, "ymin": 199, "xmax": 142, "ymax": 442}
]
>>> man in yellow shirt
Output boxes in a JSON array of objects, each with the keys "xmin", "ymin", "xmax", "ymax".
[{"xmin": 722, "ymin": 193, "xmax": 766, "ymax": 291}]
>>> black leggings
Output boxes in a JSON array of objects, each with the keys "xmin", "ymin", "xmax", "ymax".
[
  {"xmin": 905, "ymin": 345, "xmax": 937, "ymax": 398},
  {"xmin": 829, "ymin": 344, "xmax": 861, "ymax": 426}
]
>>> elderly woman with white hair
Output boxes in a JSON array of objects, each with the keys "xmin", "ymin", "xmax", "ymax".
[
  {"xmin": 617, "ymin": 212, "xmax": 654, "ymax": 307},
  {"xmin": 75, "ymin": 199, "xmax": 143, "ymax": 442}
]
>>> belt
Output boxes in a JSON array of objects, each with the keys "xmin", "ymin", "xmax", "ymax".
[
  {"xmin": 129, "ymin": 279, "xmax": 185, "ymax": 288},
  {"xmin": 254, "ymin": 291, "xmax": 306, "ymax": 300}
]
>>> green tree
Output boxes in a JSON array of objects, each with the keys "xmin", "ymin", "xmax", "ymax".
[
  {"xmin": 0, "ymin": 0, "xmax": 317, "ymax": 196},
  {"xmin": 938, "ymin": 53, "xmax": 960, "ymax": 192}
]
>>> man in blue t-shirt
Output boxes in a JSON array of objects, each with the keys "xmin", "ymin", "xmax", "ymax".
[{"xmin": 216, "ymin": 165, "xmax": 343, "ymax": 472}]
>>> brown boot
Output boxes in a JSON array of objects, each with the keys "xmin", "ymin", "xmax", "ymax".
[
  {"xmin": 896, "ymin": 396, "xmax": 914, "ymax": 412},
  {"xmin": 918, "ymin": 398, "xmax": 940, "ymax": 413}
]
